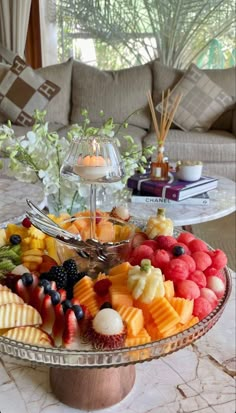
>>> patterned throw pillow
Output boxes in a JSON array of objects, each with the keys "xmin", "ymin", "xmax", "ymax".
[
  {"xmin": 0, "ymin": 56, "xmax": 60, "ymax": 126},
  {"xmin": 156, "ymin": 63, "xmax": 235, "ymax": 132}
]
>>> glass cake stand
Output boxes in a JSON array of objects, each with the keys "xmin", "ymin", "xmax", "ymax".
[{"xmin": 0, "ymin": 228, "xmax": 232, "ymax": 410}]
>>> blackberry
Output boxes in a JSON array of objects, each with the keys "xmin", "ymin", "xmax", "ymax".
[
  {"xmin": 49, "ymin": 265, "xmax": 68, "ymax": 289},
  {"xmin": 39, "ymin": 272, "xmax": 54, "ymax": 282},
  {"xmin": 63, "ymin": 259, "xmax": 78, "ymax": 275},
  {"xmin": 67, "ymin": 271, "xmax": 87, "ymax": 289}
]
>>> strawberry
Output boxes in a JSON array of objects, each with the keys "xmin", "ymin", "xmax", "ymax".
[
  {"xmin": 41, "ymin": 294, "xmax": 55, "ymax": 334},
  {"xmin": 15, "ymin": 279, "xmax": 30, "ymax": 303},
  {"xmin": 52, "ymin": 303, "xmax": 65, "ymax": 347},
  {"xmin": 62, "ymin": 309, "xmax": 81, "ymax": 349},
  {"xmin": 31, "ymin": 284, "xmax": 45, "ymax": 312},
  {"xmin": 94, "ymin": 279, "xmax": 112, "ymax": 296},
  {"xmin": 58, "ymin": 288, "xmax": 67, "ymax": 302}
]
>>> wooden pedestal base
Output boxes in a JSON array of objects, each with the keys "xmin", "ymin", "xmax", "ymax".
[{"xmin": 50, "ymin": 364, "xmax": 136, "ymax": 410}]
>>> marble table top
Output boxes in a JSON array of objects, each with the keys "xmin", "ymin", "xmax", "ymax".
[
  {"xmin": 0, "ymin": 175, "xmax": 235, "ymax": 227},
  {"xmin": 129, "ymin": 176, "xmax": 236, "ymax": 226},
  {"xmin": 0, "ymin": 270, "xmax": 235, "ymax": 413}
]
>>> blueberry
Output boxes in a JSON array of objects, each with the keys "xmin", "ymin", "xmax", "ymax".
[
  {"xmin": 172, "ymin": 245, "xmax": 185, "ymax": 256},
  {"xmin": 21, "ymin": 272, "xmax": 33, "ymax": 286},
  {"xmin": 10, "ymin": 234, "xmax": 22, "ymax": 245},
  {"xmin": 38, "ymin": 279, "xmax": 52, "ymax": 294},
  {"xmin": 72, "ymin": 304, "xmax": 84, "ymax": 320},
  {"xmin": 100, "ymin": 302, "xmax": 112, "ymax": 310},
  {"xmin": 49, "ymin": 290, "xmax": 61, "ymax": 305},
  {"xmin": 61, "ymin": 299, "xmax": 73, "ymax": 313}
]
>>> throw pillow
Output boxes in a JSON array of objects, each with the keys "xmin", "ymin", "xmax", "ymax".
[
  {"xmin": 37, "ymin": 58, "xmax": 73, "ymax": 125},
  {"xmin": 71, "ymin": 61, "xmax": 153, "ymax": 130},
  {"xmin": 156, "ymin": 63, "xmax": 235, "ymax": 132},
  {"xmin": 0, "ymin": 56, "xmax": 60, "ymax": 126}
]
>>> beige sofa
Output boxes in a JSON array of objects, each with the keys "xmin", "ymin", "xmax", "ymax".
[{"xmin": 0, "ymin": 58, "xmax": 235, "ymax": 180}]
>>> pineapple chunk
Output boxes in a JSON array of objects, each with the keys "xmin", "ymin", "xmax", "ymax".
[{"xmin": 0, "ymin": 229, "xmax": 7, "ymax": 247}]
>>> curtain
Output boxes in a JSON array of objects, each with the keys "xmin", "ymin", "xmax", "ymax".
[
  {"xmin": 25, "ymin": 0, "xmax": 42, "ymax": 68},
  {"xmin": 0, "ymin": 0, "xmax": 31, "ymax": 57}
]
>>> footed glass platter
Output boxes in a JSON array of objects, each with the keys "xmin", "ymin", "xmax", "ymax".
[{"xmin": 0, "ymin": 223, "xmax": 232, "ymax": 410}]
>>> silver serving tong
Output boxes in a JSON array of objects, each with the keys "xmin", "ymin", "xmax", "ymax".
[{"xmin": 25, "ymin": 199, "xmax": 129, "ymax": 263}]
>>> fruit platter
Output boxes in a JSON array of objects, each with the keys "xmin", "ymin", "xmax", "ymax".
[{"xmin": 0, "ymin": 205, "xmax": 232, "ymax": 410}]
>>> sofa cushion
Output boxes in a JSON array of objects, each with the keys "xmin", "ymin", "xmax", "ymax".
[
  {"xmin": 156, "ymin": 64, "xmax": 234, "ymax": 132},
  {"xmin": 0, "ymin": 63, "xmax": 9, "ymax": 124},
  {"xmin": 152, "ymin": 61, "xmax": 235, "ymax": 131},
  {"xmin": 143, "ymin": 129, "xmax": 236, "ymax": 163},
  {"xmin": 37, "ymin": 59, "xmax": 73, "ymax": 125},
  {"xmin": 0, "ymin": 56, "xmax": 60, "ymax": 126},
  {"xmin": 71, "ymin": 61, "xmax": 152, "ymax": 129}
]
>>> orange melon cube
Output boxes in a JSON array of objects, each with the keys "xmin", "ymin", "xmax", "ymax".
[
  {"xmin": 145, "ymin": 321, "xmax": 162, "ymax": 341},
  {"xmin": 109, "ymin": 261, "xmax": 131, "ymax": 276},
  {"xmin": 133, "ymin": 299, "xmax": 153, "ymax": 325},
  {"xmin": 179, "ymin": 316, "xmax": 199, "ymax": 332},
  {"xmin": 164, "ymin": 280, "xmax": 175, "ymax": 300},
  {"xmin": 111, "ymin": 292, "xmax": 133, "ymax": 309},
  {"xmin": 149, "ymin": 297, "xmax": 180, "ymax": 334},
  {"xmin": 73, "ymin": 276, "xmax": 99, "ymax": 316},
  {"xmin": 96, "ymin": 220, "xmax": 115, "ymax": 242},
  {"xmin": 168, "ymin": 297, "xmax": 194, "ymax": 324},
  {"xmin": 117, "ymin": 305, "xmax": 144, "ymax": 336},
  {"xmin": 66, "ymin": 223, "xmax": 80, "ymax": 234},
  {"xmin": 125, "ymin": 328, "xmax": 151, "ymax": 347},
  {"xmin": 108, "ymin": 272, "xmax": 128, "ymax": 286}
]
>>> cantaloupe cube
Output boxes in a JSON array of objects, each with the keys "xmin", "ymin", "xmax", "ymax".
[
  {"xmin": 145, "ymin": 321, "xmax": 162, "ymax": 341},
  {"xmin": 168, "ymin": 297, "xmax": 193, "ymax": 324},
  {"xmin": 73, "ymin": 276, "xmax": 99, "ymax": 316},
  {"xmin": 149, "ymin": 297, "xmax": 180, "ymax": 334},
  {"xmin": 108, "ymin": 272, "xmax": 128, "ymax": 286},
  {"xmin": 96, "ymin": 220, "xmax": 115, "ymax": 242},
  {"xmin": 179, "ymin": 316, "xmax": 199, "ymax": 332},
  {"xmin": 133, "ymin": 299, "xmax": 153, "ymax": 325},
  {"xmin": 164, "ymin": 280, "xmax": 175, "ymax": 300},
  {"xmin": 111, "ymin": 292, "xmax": 133, "ymax": 309},
  {"xmin": 66, "ymin": 223, "xmax": 80, "ymax": 234},
  {"xmin": 125, "ymin": 328, "xmax": 151, "ymax": 347},
  {"xmin": 109, "ymin": 261, "xmax": 131, "ymax": 276},
  {"xmin": 117, "ymin": 305, "xmax": 144, "ymax": 336}
]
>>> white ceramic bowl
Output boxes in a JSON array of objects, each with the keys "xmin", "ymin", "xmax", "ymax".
[{"xmin": 176, "ymin": 163, "xmax": 203, "ymax": 181}]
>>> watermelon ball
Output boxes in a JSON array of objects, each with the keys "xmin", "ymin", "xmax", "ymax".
[
  {"xmin": 177, "ymin": 232, "xmax": 195, "ymax": 245},
  {"xmin": 204, "ymin": 266, "xmax": 219, "ymax": 277},
  {"xmin": 200, "ymin": 288, "xmax": 218, "ymax": 309},
  {"xmin": 154, "ymin": 235, "xmax": 176, "ymax": 251},
  {"xmin": 142, "ymin": 240, "xmax": 159, "ymax": 251},
  {"xmin": 207, "ymin": 249, "xmax": 227, "ymax": 270},
  {"xmin": 129, "ymin": 245, "xmax": 153, "ymax": 266},
  {"xmin": 151, "ymin": 249, "xmax": 170, "ymax": 271},
  {"xmin": 193, "ymin": 297, "xmax": 212, "ymax": 320},
  {"xmin": 188, "ymin": 270, "xmax": 207, "ymax": 288},
  {"xmin": 191, "ymin": 251, "xmax": 212, "ymax": 272},
  {"xmin": 179, "ymin": 255, "xmax": 196, "ymax": 273},
  {"xmin": 206, "ymin": 276, "xmax": 226, "ymax": 298},
  {"xmin": 175, "ymin": 279, "xmax": 200, "ymax": 300},
  {"xmin": 164, "ymin": 258, "xmax": 189, "ymax": 282},
  {"xmin": 188, "ymin": 238, "xmax": 208, "ymax": 253}
]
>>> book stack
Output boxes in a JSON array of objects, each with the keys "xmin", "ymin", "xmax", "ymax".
[{"xmin": 127, "ymin": 173, "xmax": 218, "ymax": 204}]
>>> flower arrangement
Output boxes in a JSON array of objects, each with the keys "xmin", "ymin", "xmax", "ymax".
[{"xmin": 0, "ymin": 110, "xmax": 155, "ymax": 214}]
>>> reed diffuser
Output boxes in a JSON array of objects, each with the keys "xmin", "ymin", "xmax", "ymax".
[{"xmin": 147, "ymin": 90, "xmax": 182, "ymax": 181}]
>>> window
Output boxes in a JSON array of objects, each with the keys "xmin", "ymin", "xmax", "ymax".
[{"xmin": 55, "ymin": 0, "xmax": 236, "ymax": 69}]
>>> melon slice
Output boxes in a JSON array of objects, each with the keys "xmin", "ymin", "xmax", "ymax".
[{"xmin": 0, "ymin": 303, "xmax": 42, "ymax": 329}]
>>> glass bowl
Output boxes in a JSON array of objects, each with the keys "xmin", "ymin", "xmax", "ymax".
[
  {"xmin": 0, "ymin": 228, "xmax": 232, "ymax": 369},
  {"xmin": 56, "ymin": 214, "xmax": 137, "ymax": 275}
]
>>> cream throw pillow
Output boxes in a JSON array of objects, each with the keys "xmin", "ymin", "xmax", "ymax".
[
  {"xmin": 0, "ymin": 56, "xmax": 60, "ymax": 126},
  {"xmin": 156, "ymin": 63, "xmax": 235, "ymax": 132}
]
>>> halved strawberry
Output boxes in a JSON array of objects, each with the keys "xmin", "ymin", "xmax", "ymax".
[
  {"xmin": 41, "ymin": 294, "xmax": 55, "ymax": 334},
  {"xmin": 52, "ymin": 303, "xmax": 65, "ymax": 347},
  {"xmin": 31, "ymin": 285, "xmax": 45, "ymax": 312},
  {"xmin": 62, "ymin": 309, "xmax": 81, "ymax": 349},
  {"xmin": 15, "ymin": 279, "xmax": 30, "ymax": 303},
  {"xmin": 58, "ymin": 288, "xmax": 67, "ymax": 302}
]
